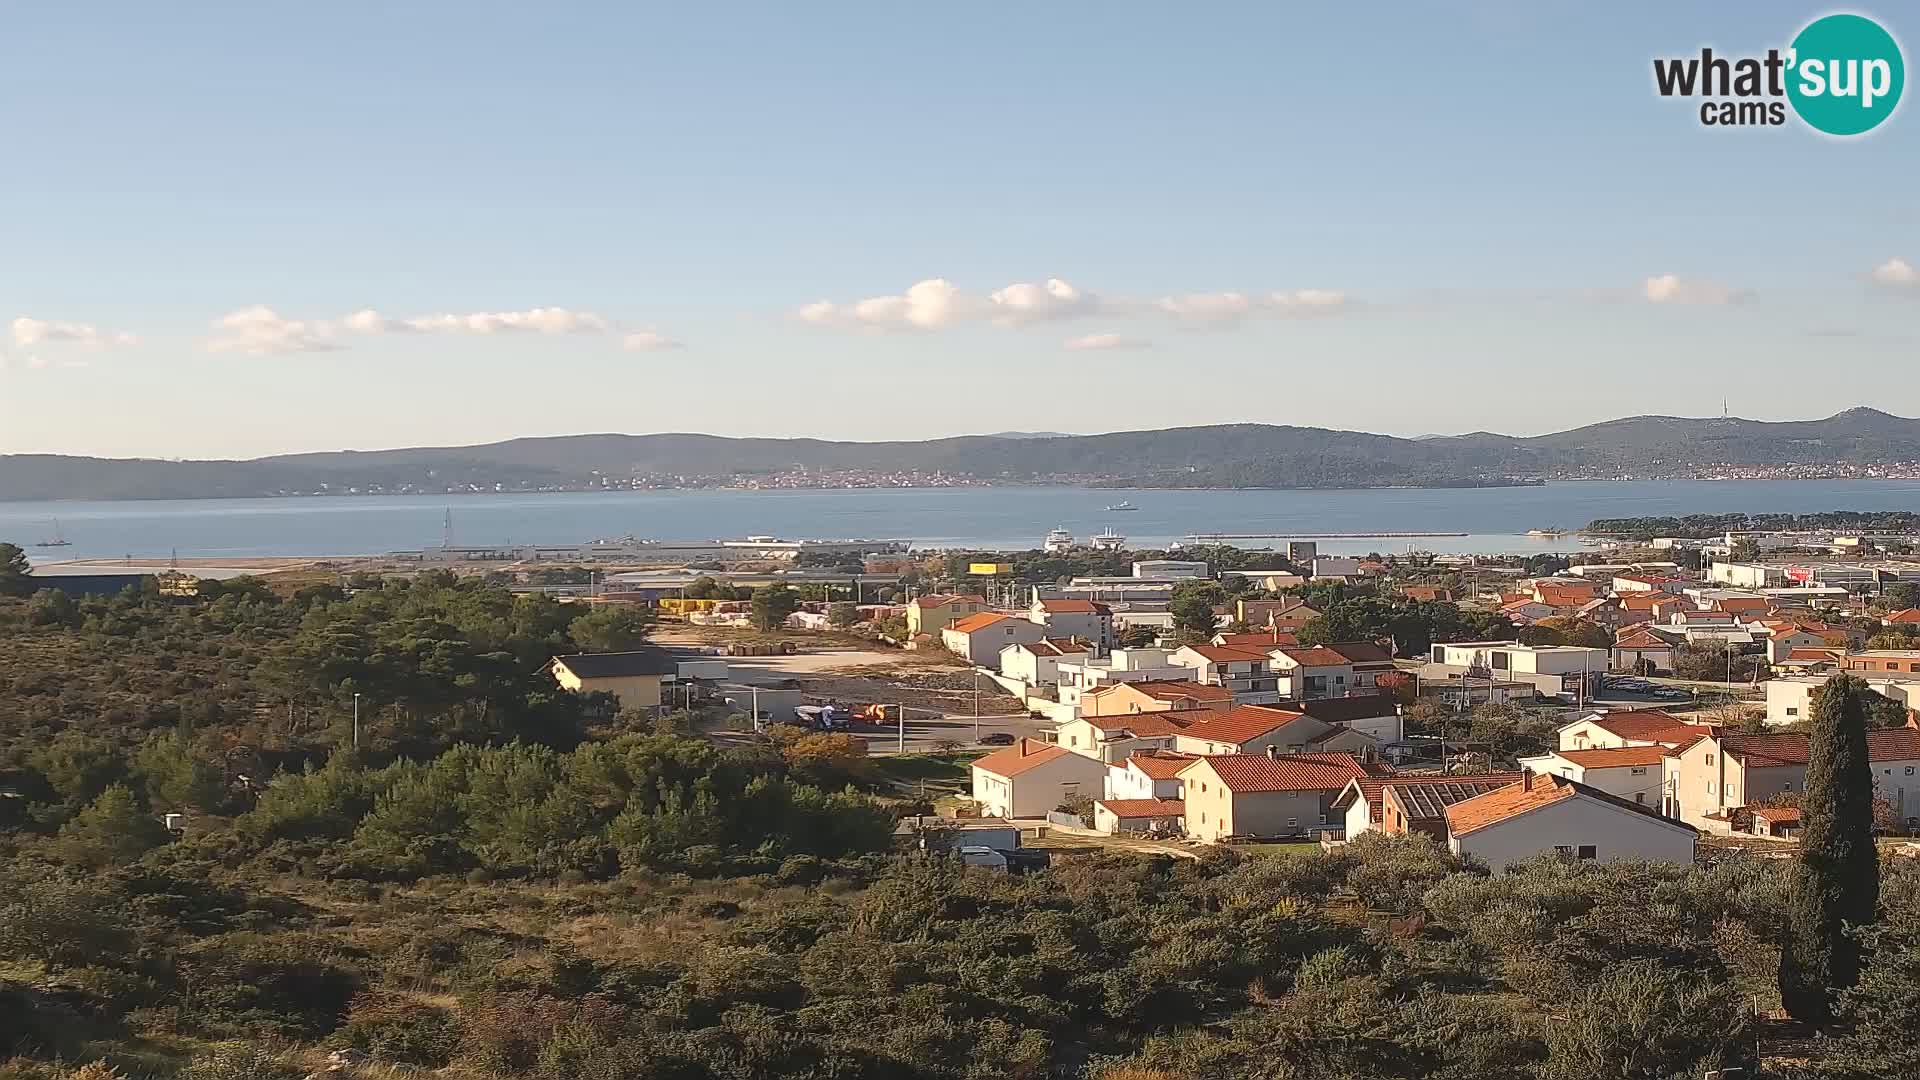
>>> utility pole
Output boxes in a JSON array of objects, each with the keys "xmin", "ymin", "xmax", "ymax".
[
  {"xmin": 352, "ymin": 692, "xmax": 361, "ymax": 749},
  {"xmin": 973, "ymin": 669, "xmax": 982, "ymax": 741},
  {"xmin": 895, "ymin": 703, "xmax": 906, "ymax": 754}
]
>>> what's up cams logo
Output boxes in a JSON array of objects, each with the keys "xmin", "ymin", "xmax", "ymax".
[{"xmin": 1655, "ymin": 12, "xmax": 1904, "ymax": 135}]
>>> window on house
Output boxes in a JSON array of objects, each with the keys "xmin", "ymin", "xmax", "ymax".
[
  {"xmin": 1286, "ymin": 817, "xmax": 1298, "ymax": 829},
  {"xmin": 1319, "ymin": 812, "xmax": 1328, "ymax": 825},
  {"xmin": 1577, "ymin": 845, "xmax": 1597, "ymax": 860},
  {"xmin": 1553, "ymin": 844, "xmax": 1574, "ymax": 857},
  {"xmin": 1786, "ymin": 707, "xmax": 1798, "ymax": 716},
  {"xmin": 1706, "ymin": 754, "xmax": 1715, "ymax": 766},
  {"xmin": 1635, "ymin": 793, "xmax": 1646, "ymax": 804},
  {"xmin": 1630, "ymin": 766, "xmax": 1647, "ymax": 776},
  {"xmin": 1707, "ymin": 782, "xmax": 1715, "ymax": 794},
  {"xmin": 1907, "ymin": 767, "xmax": 1915, "ymax": 776}
]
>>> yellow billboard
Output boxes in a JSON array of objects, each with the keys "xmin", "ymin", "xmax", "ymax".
[{"xmin": 969, "ymin": 562, "xmax": 1013, "ymax": 575}]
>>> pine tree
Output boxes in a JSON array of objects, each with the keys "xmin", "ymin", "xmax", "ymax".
[{"xmin": 1779, "ymin": 673, "xmax": 1881, "ymax": 1022}]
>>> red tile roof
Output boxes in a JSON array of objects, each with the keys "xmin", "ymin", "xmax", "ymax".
[
  {"xmin": 1014, "ymin": 638, "xmax": 1089, "ymax": 657},
  {"xmin": 1081, "ymin": 712, "xmax": 1199, "ymax": 737},
  {"xmin": 1445, "ymin": 772, "xmax": 1693, "ymax": 837},
  {"xmin": 1749, "ymin": 805, "xmax": 1801, "ymax": 823},
  {"xmin": 1184, "ymin": 752, "xmax": 1376, "ymax": 793},
  {"xmin": 971, "ymin": 738, "xmax": 1078, "ymax": 778},
  {"xmin": 1123, "ymin": 750, "xmax": 1199, "ymax": 779},
  {"xmin": 1718, "ymin": 729, "xmax": 1920, "ymax": 768},
  {"xmin": 1215, "ymin": 631, "xmax": 1301, "ymax": 648},
  {"xmin": 1580, "ymin": 710, "xmax": 1697, "ymax": 741},
  {"xmin": 947, "ymin": 612, "xmax": 1014, "ymax": 634},
  {"xmin": 1273, "ymin": 646, "xmax": 1353, "ymax": 667},
  {"xmin": 1096, "ymin": 798, "xmax": 1185, "ymax": 818},
  {"xmin": 1614, "ymin": 627, "xmax": 1673, "ymax": 650},
  {"xmin": 1129, "ymin": 680, "xmax": 1234, "ymax": 703},
  {"xmin": 1887, "ymin": 608, "xmax": 1920, "ymax": 625},
  {"xmin": 1037, "ymin": 598, "xmax": 1106, "ymax": 614},
  {"xmin": 1554, "ymin": 745, "xmax": 1670, "ymax": 768},
  {"xmin": 1177, "ymin": 705, "xmax": 1309, "ymax": 745}
]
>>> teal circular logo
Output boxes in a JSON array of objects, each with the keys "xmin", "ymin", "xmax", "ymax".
[{"xmin": 1787, "ymin": 14, "xmax": 1904, "ymax": 135}]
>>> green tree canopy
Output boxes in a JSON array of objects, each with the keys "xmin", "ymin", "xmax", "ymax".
[
  {"xmin": 567, "ymin": 605, "xmax": 653, "ymax": 653},
  {"xmin": 55, "ymin": 783, "xmax": 171, "ymax": 868},
  {"xmin": 750, "ymin": 585, "xmax": 801, "ymax": 631},
  {"xmin": 1781, "ymin": 673, "xmax": 1882, "ymax": 1023},
  {"xmin": 0, "ymin": 542, "xmax": 32, "ymax": 597}
]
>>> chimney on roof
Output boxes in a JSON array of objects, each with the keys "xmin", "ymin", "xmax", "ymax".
[
  {"xmin": 1265, "ymin": 744, "xmax": 1279, "ymax": 759},
  {"xmin": 1521, "ymin": 768, "xmax": 1534, "ymax": 791}
]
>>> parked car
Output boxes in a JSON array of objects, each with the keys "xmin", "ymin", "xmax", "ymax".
[{"xmin": 979, "ymin": 733, "xmax": 1017, "ymax": 746}]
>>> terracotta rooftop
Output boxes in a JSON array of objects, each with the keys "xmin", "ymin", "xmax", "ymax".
[
  {"xmin": 1886, "ymin": 608, "xmax": 1920, "ymax": 624},
  {"xmin": 1081, "ymin": 712, "xmax": 1199, "ymax": 738},
  {"xmin": 1013, "ymin": 638, "xmax": 1089, "ymax": 657},
  {"xmin": 1749, "ymin": 805, "xmax": 1801, "ymax": 823},
  {"xmin": 1614, "ymin": 627, "xmax": 1673, "ymax": 650},
  {"xmin": 1177, "ymin": 705, "xmax": 1310, "ymax": 746},
  {"xmin": 1096, "ymin": 798, "xmax": 1185, "ymax": 818},
  {"xmin": 1037, "ymin": 598, "xmax": 1107, "ymax": 614},
  {"xmin": 1554, "ymin": 745, "xmax": 1671, "ymax": 769},
  {"xmin": 1719, "ymin": 729, "xmax": 1920, "ymax": 768},
  {"xmin": 1578, "ymin": 710, "xmax": 1701, "ymax": 742},
  {"xmin": 1122, "ymin": 750, "xmax": 1199, "ymax": 779},
  {"xmin": 1184, "ymin": 752, "xmax": 1378, "ymax": 793},
  {"xmin": 1129, "ymin": 680, "xmax": 1234, "ymax": 703},
  {"xmin": 1273, "ymin": 645, "xmax": 1354, "ymax": 667},
  {"xmin": 1445, "ymin": 772, "xmax": 1693, "ymax": 837},
  {"xmin": 947, "ymin": 612, "xmax": 1014, "ymax": 634},
  {"xmin": 971, "ymin": 738, "xmax": 1074, "ymax": 779},
  {"xmin": 1387, "ymin": 775, "xmax": 1532, "ymax": 820}
]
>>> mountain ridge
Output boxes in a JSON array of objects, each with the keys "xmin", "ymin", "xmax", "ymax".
[{"xmin": 3, "ymin": 408, "xmax": 1915, "ymax": 501}]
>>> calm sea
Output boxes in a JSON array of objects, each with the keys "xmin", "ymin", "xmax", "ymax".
[{"xmin": 6, "ymin": 479, "xmax": 1920, "ymax": 562}]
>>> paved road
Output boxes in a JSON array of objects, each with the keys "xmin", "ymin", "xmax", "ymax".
[{"xmin": 861, "ymin": 709, "xmax": 1055, "ymax": 755}]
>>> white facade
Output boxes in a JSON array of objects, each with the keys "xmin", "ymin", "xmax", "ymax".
[
  {"xmin": 1104, "ymin": 759, "xmax": 1184, "ymax": 801},
  {"xmin": 1430, "ymin": 641, "xmax": 1607, "ymax": 677},
  {"xmin": 971, "ymin": 751, "xmax": 1108, "ymax": 818},
  {"xmin": 943, "ymin": 617, "xmax": 1047, "ymax": 667},
  {"xmin": 1765, "ymin": 674, "xmax": 1920, "ymax": 726},
  {"xmin": 1449, "ymin": 792, "xmax": 1697, "ymax": 871},
  {"xmin": 1514, "ymin": 752, "xmax": 1665, "ymax": 808},
  {"xmin": 1054, "ymin": 649, "xmax": 1193, "ymax": 705}
]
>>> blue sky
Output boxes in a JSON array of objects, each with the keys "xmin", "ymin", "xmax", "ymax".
[{"xmin": 2, "ymin": 2, "xmax": 1915, "ymax": 458}]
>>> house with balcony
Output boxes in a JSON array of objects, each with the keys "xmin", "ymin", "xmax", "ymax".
[{"xmin": 1170, "ymin": 644, "xmax": 1283, "ymax": 704}]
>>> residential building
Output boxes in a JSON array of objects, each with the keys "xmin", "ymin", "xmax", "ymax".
[
  {"xmin": 1430, "ymin": 641, "xmax": 1609, "ymax": 676},
  {"xmin": 1079, "ymin": 678, "xmax": 1234, "ymax": 717},
  {"xmin": 1515, "ymin": 746, "xmax": 1667, "ymax": 808},
  {"xmin": 1662, "ymin": 728, "xmax": 1920, "ymax": 829},
  {"xmin": 1179, "ymin": 752, "xmax": 1380, "ymax": 842},
  {"xmin": 970, "ymin": 738, "xmax": 1109, "ymax": 818},
  {"xmin": 1444, "ymin": 772, "xmax": 1698, "ymax": 870},
  {"xmin": 1611, "ymin": 626, "xmax": 1675, "ymax": 673},
  {"xmin": 1334, "ymin": 773, "xmax": 1527, "ymax": 841},
  {"xmin": 1173, "ymin": 705, "xmax": 1376, "ymax": 757},
  {"xmin": 999, "ymin": 638, "xmax": 1091, "ymax": 687},
  {"xmin": 1235, "ymin": 598, "xmax": 1318, "ymax": 630},
  {"xmin": 1103, "ymin": 749, "xmax": 1195, "ymax": 801},
  {"xmin": 1240, "ymin": 571, "xmax": 1308, "ymax": 593},
  {"xmin": 1266, "ymin": 645, "xmax": 1360, "ymax": 699},
  {"xmin": 1401, "ymin": 585, "xmax": 1455, "ymax": 602},
  {"xmin": 1295, "ymin": 694, "xmax": 1405, "ymax": 744},
  {"xmin": 549, "ymin": 649, "xmax": 680, "ymax": 710},
  {"xmin": 942, "ymin": 612, "xmax": 1048, "ymax": 666},
  {"xmin": 906, "ymin": 593, "xmax": 989, "ymax": 636},
  {"xmin": 1213, "ymin": 628, "xmax": 1301, "ymax": 649},
  {"xmin": 1092, "ymin": 797, "xmax": 1187, "ymax": 835},
  {"xmin": 1055, "ymin": 649, "xmax": 1196, "ymax": 705},
  {"xmin": 1029, "ymin": 598, "xmax": 1115, "ymax": 652},
  {"xmin": 1556, "ymin": 710, "xmax": 1711, "ymax": 752},
  {"xmin": 1883, "ymin": 608, "xmax": 1920, "ymax": 629},
  {"xmin": 1764, "ymin": 673, "xmax": 1920, "ymax": 726},
  {"xmin": 1317, "ymin": 641, "xmax": 1397, "ymax": 690},
  {"xmin": 1054, "ymin": 711, "xmax": 1199, "ymax": 762},
  {"xmin": 1171, "ymin": 644, "xmax": 1282, "ymax": 703},
  {"xmin": 1846, "ymin": 649, "xmax": 1920, "ymax": 676}
]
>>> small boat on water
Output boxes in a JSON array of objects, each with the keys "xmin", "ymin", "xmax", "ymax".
[
  {"xmin": 1104, "ymin": 500, "xmax": 1138, "ymax": 511},
  {"xmin": 34, "ymin": 519, "xmax": 71, "ymax": 548}
]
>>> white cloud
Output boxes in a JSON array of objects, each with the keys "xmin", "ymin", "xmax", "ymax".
[
  {"xmin": 11, "ymin": 316, "xmax": 138, "ymax": 348},
  {"xmin": 798, "ymin": 278, "xmax": 970, "ymax": 330},
  {"xmin": 1064, "ymin": 332, "xmax": 1149, "ymax": 351},
  {"xmin": 989, "ymin": 278, "xmax": 1100, "ymax": 325},
  {"xmin": 206, "ymin": 306, "xmax": 342, "ymax": 355},
  {"xmin": 622, "ymin": 330, "xmax": 683, "ymax": 351},
  {"xmin": 397, "ymin": 307, "xmax": 609, "ymax": 335},
  {"xmin": 1643, "ymin": 274, "xmax": 1741, "ymax": 305},
  {"xmin": 1871, "ymin": 257, "xmax": 1918, "ymax": 287},
  {"xmin": 1155, "ymin": 289, "xmax": 1347, "ymax": 325}
]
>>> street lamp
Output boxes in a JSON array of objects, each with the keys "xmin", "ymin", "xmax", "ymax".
[{"xmin": 352, "ymin": 692, "xmax": 361, "ymax": 749}]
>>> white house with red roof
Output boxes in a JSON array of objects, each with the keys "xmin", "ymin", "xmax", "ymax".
[
  {"xmin": 1611, "ymin": 626, "xmax": 1676, "ymax": 673},
  {"xmin": 999, "ymin": 638, "xmax": 1091, "ymax": 687},
  {"xmin": 969, "ymin": 737, "xmax": 1109, "ymax": 818},
  {"xmin": 1029, "ymin": 597, "xmax": 1114, "ymax": 652},
  {"xmin": 1170, "ymin": 644, "xmax": 1283, "ymax": 703},
  {"xmin": 1664, "ymin": 727, "xmax": 1920, "ymax": 830},
  {"xmin": 1444, "ymin": 772, "xmax": 1697, "ymax": 870},
  {"xmin": 1172, "ymin": 705, "xmax": 1376, "ymax": 758},
  {"xmin": 942, "ymin": 612, "xmax": 1048, "ymax": 667},
  {"xmin": 1516, "ymin": 745, "xmax": 1669, "ymax": 808},
  {"xmin": 1105, "ymin": 749, "xmax": 1196, "ymax": 801},
  {"xmin": 1179, "ymin": 751, "xmax": 1384, "ymax": 842},
  {"xmin": 1054, "ymin": 710, "xmax": 1200, "ymax": 763},
  {"xmin": 1267, "ymin": 645, "xmax": 1360, "ymax": 699},
  {"xmin": 1555, "ymin": 710, "xmax": 1713, "ymax": 752}
]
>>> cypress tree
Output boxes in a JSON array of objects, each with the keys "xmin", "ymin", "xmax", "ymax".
[{"xmin": 1779, "ymin": 673, "xmax": 1881, "ymax": 1022}]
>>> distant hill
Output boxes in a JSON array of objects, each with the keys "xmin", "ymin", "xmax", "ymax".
[{"xmin": 4, "ymin": 408, "xmax": 1917, "ymax": 500}]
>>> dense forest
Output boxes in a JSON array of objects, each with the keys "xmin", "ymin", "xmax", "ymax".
[{"xmin": 3, "ymin": 550, "xmax": 1918, "ymax": 1078}]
